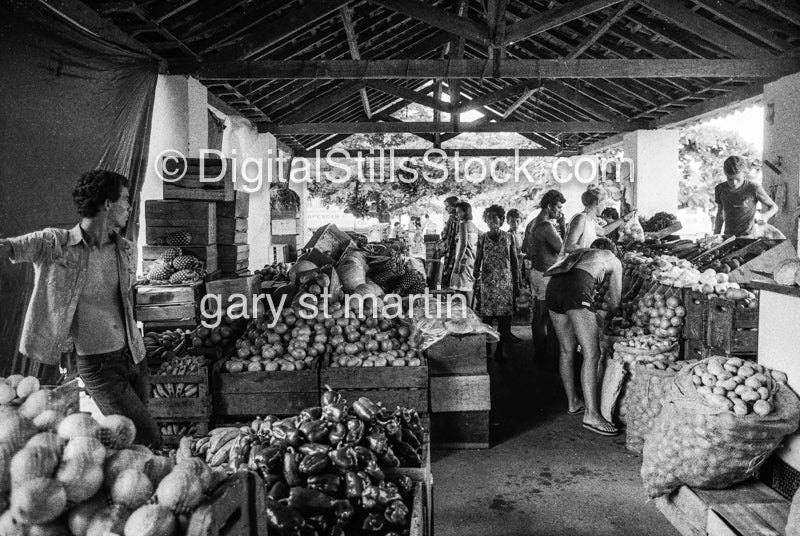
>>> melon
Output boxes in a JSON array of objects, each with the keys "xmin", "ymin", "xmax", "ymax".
[
  {"xmin": 111, "ymin": 470, "xmax": 154, "ymax": 510},
  {"xmin": 85, "ymin": 505, "xmax": 130, "ymax": 536},
  {"xmin": 19, "ymin": 389, "xmax": 53, "ymax": 420},
  {"xmin": 10, "ymin": 446, "xmax": 60, "ymax": 489},
  {"xmin": 123, "ymin": 505, "xmax": 177, "ymax": 536},
  {"xmin": 56, "ymin": 454, "xmax": 104, "ymax": 503},
  {"xmin": 57, "ymin": 413, "xmax": 98, "ymax": 441},
  {"xmin": 16, "ymin": 377, "xmax": 40, "ymax": 399},
  {"xmin": 10, "ymin": 477, "xmax": 67, "ymax": 525},
  {"xmin": 67, "ymin": 495, "xmax": 109, "ymax": 536}
]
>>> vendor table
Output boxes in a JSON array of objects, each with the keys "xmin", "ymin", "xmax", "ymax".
[{"xmin": 752, "ymin": 282, "xmax": 800, "ymax": 473}]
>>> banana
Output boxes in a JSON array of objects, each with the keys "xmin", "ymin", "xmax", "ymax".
[
  {"xmin": 166, "ymin": 383, "xmax": 175, "ymax": 396},
  {"xmin": 155, "ymin": 384, "xmax": 169, "ymax": 398},
  {"xmin": 209, "ymin": 438, "xmax": 237, "ymax": 466},
  {"xmin": 209, "ymin": 426, "xmax": 241, "ymax": 437},
  {"xmin": 195, "ymin": 436, "xmax": 211, "ymax": 450},
  {"xmin": 183, "ymin": 385, "xmax": 198, "ymax": 397},
  {"xmin": 208, "ymin": 429, "xmax": 240, "ymax": 455}
]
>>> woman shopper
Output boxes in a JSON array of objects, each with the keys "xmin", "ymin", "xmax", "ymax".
[
  {"xmin": 524, "ymin": 190, "xmax": 566, "ymax": 364},
  {"xmin": 449, "ymin": 201, "xmax": 480, "ymax": 307},
  {"xmin": 545, "ymin": 237, "xmax": 622, "ymax": 436},
  {"xmin": 563, "ymin": 186, "xmax": 633, "ymax": 253},
  {"xmin": 474, "ymin": 205, "xmax": 520, "ymax": 361},
  {"xmin": 440, "ymin": 196, "xmax": 460, "ymax": 286}
]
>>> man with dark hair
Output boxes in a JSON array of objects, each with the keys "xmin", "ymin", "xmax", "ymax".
[
  {"xmin": 0, "ymin": 170, "xmax": 161, "ymax": 448},
  {"xmin": 714, "ymin": 155, "xmax": 778, "ymax": 237},
  {"xmin": 523, "ymin": 189, "xmax": 566, "ymax": 364}
]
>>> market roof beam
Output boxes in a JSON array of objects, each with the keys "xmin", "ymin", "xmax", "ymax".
[
  {"xmin": 367, "ymin": 0, "xmax": 491, "ymax": 47},
  {"xmin": 339, "ymin": 5, "xmax": 372, "ymax": 119},
  {"xmin": 208, "ymin": 0, "xmax": 353, "ymax": 61},
  {"xmin": 294, "ymin": 148, "xmax": 558, "ymax": 157},
  {"xmin": 690, "ymin": 0, "xmax": 792, "ymax": 52},
  {"xmin": 502, "ymin": 0, "xmax": 625, "ymax": 46},
  {"xmin": 649, "ymin": 81, "xmax": 764, "ymax": 128},
  {"xmin": 565, "ymin": 0, "xmax": 635, "ymax": 59},
  {"xmin": 257, "ymin": 121, "xmax": 642, "ymax": 134},
  {"xmin": 749, "ymin": 0, "xmax": 800, "ymax": 29},
  {"xmin": 367, "ymin": 80, "xmax": 452, "ymax": 114},
  {"xmin": 636, "ymin": 0, "xmax": 773, "ymax": 59},
  {"xmin": 172, "ymin": 58, "xmax": 800, "ymax": 80}
]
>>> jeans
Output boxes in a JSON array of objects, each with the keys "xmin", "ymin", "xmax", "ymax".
[{"xmin": 76, "ymin": 347, "xmax": 162, "ymax": 449}]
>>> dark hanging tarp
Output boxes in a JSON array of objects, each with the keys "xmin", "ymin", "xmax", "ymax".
[{"xmin": 0, "ymin": 0, "xmax": 158, "ymax": 376}]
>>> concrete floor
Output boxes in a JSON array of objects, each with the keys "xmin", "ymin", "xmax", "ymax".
[{"xmin": 431, "ymin": 323, "xmax": 679, "ymax": 536}]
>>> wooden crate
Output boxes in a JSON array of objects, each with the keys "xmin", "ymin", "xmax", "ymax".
[
  {"xmin": 320, "ymin": 358, "xmax": 429, "ymax": 413},
  {"xmin": 148, "ymin": 366, "xmax": 211, "ymax": 420},
  {"xmin": 429, "ymin": 374, "xmax": 490, "ymax": 413},
  {"xmin": 425, "ymin": 334, "xmax": 488, "ymax": 375},
  {"xmin": 217, "ymin": 217, "xmax": 248, "ymax": 245},
  {"xmin": 157, "ymin": 420, "xmax": 209, "ymax": 447},
  {"xmin": 142, "ymin": 245, "xmax": 218, "ymax": 273},
  {"xmin": 430, "ymin": 410, "xmax": 490, "ymax": 450},
  {"xmin": 204, "ymin": 276, "xmax": 261, "ymax": 313},
  {"xmin": 269, "ymin": 244, "xmax": 289, "ymax": 264},
  {"xmin": 707, "ymin": 297, "xmax": 759, "ymax": 355},
  {"xmin": 188, "ymin": 471, "xmax": 261, "ymax": 536},
  {"xmin": 683, "ymin": 289, "xmax": 710, "ymax": 343},
  {"xmin": 217, "ymin": 191, "xmax": 250, "ymax": 219},
  {"xmin": 213, "ymin": 360, "xmax": 320, "ymax": 417},
  {"xmin": 145, "ymin": 200, "xmax": 217, "ymax": 245},
  {"xmin": 162, "ymin": 158, "xmax": 237, "ymax": 203},
  {"xmin": 135, "ymin": 282, "xmax": 204, "ymax": 324},
  {"xmin": 654, "ymin": 481, "xmax": 790, "ymax": 536},
  {"xmin": 218, "ymin": 244, "xmax": 249, "ymax": 274}
]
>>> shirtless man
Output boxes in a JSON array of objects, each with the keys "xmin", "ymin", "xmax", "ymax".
[
  {"xmin": 0, "ymin": 170, "xmax": 161, "ymax": 447},
  {"xmin": 544, "ymin": 238, "xmax": 622, "ymax": 437}
]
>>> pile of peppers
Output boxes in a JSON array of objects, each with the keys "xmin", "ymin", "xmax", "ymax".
[{"xmin": 222, "ymin": 389, "xmax": 426, "ymax": 535}]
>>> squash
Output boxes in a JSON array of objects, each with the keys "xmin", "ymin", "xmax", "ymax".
[
  {"xmin": 96, "ymin": 415, "xmax": 136, "ymax": 449},
  {"xmin": 111, "ymin": 470, "xmax": 154, "ymax": 510},
  {"xmin": 337, "ymin": 253, "xmax": 368, "ymax": 292},
  {"xmin": 10, "ymin": 477, "xmax": 67, "ymax": 525},
  {"xmin": 154, "ymin": 466, "xmax": 204, "ymax": 514},
  {"xmin": 123, "ymin": 505, "xmax": 177, "ymax": 536},
  {"xmin": 85, "ymin": 505, "xmax": 130, "ymax": 536},
  {"xmin": 10, "ymin": 446, "xmax": 60, "ymax": 489},
  {"xmin": 353, "ymin": 280, "xmax": 384, "ymax": 298},
  {"xmin": 57, "ymin": 413, "xmax": 98, "ymax": 441},
  {"xmin": 287, "ymin": 260, "xmax": 318, "ymax": 285},
  {"xmin": 67, "ymin": 494, "xmax": 109, "ymax": 536}
]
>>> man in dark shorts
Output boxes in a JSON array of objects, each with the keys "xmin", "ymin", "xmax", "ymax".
[
  {"xmin": 714, "ymin": 155, "xmax": 778, "ymax": 237},
  {"xmin": 0, "ymin": 170, "xmax": 161, "ymax": 448},
  {"xmin": 545, "ymin": 238, "xmax": 622, "ymax": 436}
]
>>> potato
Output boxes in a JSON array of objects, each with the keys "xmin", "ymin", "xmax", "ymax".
[
  {"xmin": 390, "ymin": 359, "xmax": 405, "ymax": 367},
  {"xmin": 757, "ymin": 387, "xmax": 770, "ymax": 401},
  {"xmin": 720, "ymin": 379, "xmax": 738, "ymax": 391},
  {"xmin": 753, "ymin": 400, "xmax": 772, "ymax": 416},
  {"xmin": 701, "ymin": 374, "xmax": 716, "ymax": 387},
  {"xmin": 771, "ymin": 370, "xmax": 789, "ymax": 384},
  {"xmin": 707, "ymin": 361, "xmax": 725, "ymax": 376},
  {"xmin": 726, "ymin": 357, "xmax": 744, "ymax": 367},
  {"xmin": 734, "ymin": 384, "xmax": 748, "ymax": 396},
  {"xmin": 744, "ymin": 376, "xmax": 764, "ymax": 390},
  {"xmin": 712, "ymin": 386, "xmax": 726, "ymax": 396},
  {"xmin": 740, "ymin": 389, "xmax": 760, "ymax": 403},
  {"xmin": 706, "ymin": 394, "xmax": 733, "ymax": 410},
  {"xmin": 697, "ymin": 386, "xmax": 712, "ymax": 397},
  {"xmin": 738, "ymin": 366, "xmax": 755, "ymax": 378}
]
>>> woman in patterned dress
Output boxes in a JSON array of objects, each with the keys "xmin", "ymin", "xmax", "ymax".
[
  {"xmin": 474, "ymin": 205, "xmax": 520, "ymax": 361},
  {"xmin": 449, "ymin": 201, "xmax": 480, "ymax": 307}
]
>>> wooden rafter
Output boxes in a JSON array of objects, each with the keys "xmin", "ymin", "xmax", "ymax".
[
  {"xmin": 502, "ymin": 88, "xmax": 537, "ymax": 119},
  {"xmin": 298, "ymin": 148, "xmax": 556, "ymax": 157},
  {"xmin": 173, "ymin": 58, "xmax": 800, "ymax": 80},
  {"xmin": 448, "ymin": 0, "xmax": 469, "ymax": 133},
  {"xmin": 367, "ymin": 0, "xmax": 490, "ymax": 46},
  {"xmin": 690, "ymin": 0, "xmax": 791, "ymax": 52},
  {"xmin": 650, "ymin": 81, "xmax": 763, "ymax": 128},
  {"xmin": 258, "ymin": 121, "xmax": 641, "ymax": 134},
  {"xmin": 749, "ymin": 0, "xmax": 800, "ymax": 29},
  {"xmin": 565, "ymin": 0, "xmax": 634, "ymax": 59},
  {"xmin": 339, "ymin": 5, "xmax": 372, "ymax": 118},
  {"xmin": 367, "ymin": 80, "xmax": 451, "ymax": 114},
  {"xmin": 503, "ymin": 0, "xmax": 624, "ymax": 46}
]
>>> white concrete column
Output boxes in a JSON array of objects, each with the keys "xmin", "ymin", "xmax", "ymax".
[
  {"xmin": 136, "ymin": 75, "xmax": 192, "ymax": 273},
  {"xmin": 622, "ymin": 130, "xmax": 680, "ymax": 218},
  {"xmin": 187, "ymin": 78, "xmax": 209, "ymax": 158},
  {"xmin": 245, "ymin": 133, "xmax": 275, "ymax": 270},
  {"xmin": 763, "ymin": 72, "xmax": 800, "ymax": 249}
]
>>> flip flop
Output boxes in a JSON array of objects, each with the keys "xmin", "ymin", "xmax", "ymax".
[
  {"xmin": 582, "ymin": 422, "xmax": 620, "ymax": 437},
  {"xmin": 567, "ymin": 406, "xmax": 585, "ymax": 415}
]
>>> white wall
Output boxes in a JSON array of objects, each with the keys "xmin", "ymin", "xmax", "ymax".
[
  {"xmin": 762, "ymin": 72, "xmax": 800, "ymax": 248},
  {"xmin": 623, "ymin": 130, "xmax": 680, "ymax": 218}
]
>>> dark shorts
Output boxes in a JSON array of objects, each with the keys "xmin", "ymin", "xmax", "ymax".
[{"xmin": 545, "ymin": 268, "xmax": 595, "ymax": 314}]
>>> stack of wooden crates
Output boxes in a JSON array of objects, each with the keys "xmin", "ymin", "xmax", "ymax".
[{"xmin": 426, "ymin": 333, "xmax": 491, "ymax": 449}]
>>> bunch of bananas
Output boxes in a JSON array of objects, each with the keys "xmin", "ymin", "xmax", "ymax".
[
  {"xmin": 143, "ymin": 329, "xmax": 190, "ymax": 364},
  {"xmin": 190, "ymin": 426, "xmax": 252, "ymax": 468},
  {"xmin": 151, "ymin": 355, "xmax": 207, "ymax": 398},
  {"xmin": 159, "ymin": 422, "xmax": 199, "ymax": 436}
]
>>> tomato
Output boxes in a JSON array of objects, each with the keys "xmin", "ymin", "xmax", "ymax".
[
  {"xmin": 262, "ymin": 347, "xmax": 277, "ymax": 359},
  {"xmin": 273, "ymin": 343, "xmax": 284, "ymax": 356},
  {"xmin": 674, "ymin": 306, "xmax": 686, "ymax": 317},
  {"xmin": 670, "ymin": 316, "xmax": 682, "ymax": 327},
  {"xmin": 397, "ymin": 326, "xmax": 410, "ymax": 338},
  {"xmin": 273, "ymin": 323, "xmax": 288, "ymax": 335},
  {"xmin": 366, "ymin": 340, "xmax": 380, "ymax": 352},
  {"xmin": 344, "ymin": 343, "xmax": 358, "ymax": 355},
  {"xmin": 237, "ymin": 347, "xmax": 251, "ymax": 360}
]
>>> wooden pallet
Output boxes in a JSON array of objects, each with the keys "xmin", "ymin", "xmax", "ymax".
[
  {"xmin": 148, "ymin": 366, "xmax": 211, "ymax": 420},
  {"xmin": 162, "ymin": 158, "xmax": 237, "ymax": 203},
  {"xmin": 655, "ymin": 481, "xmax": 790, "ymax": 536},
  {"xmin": 213, "ymin": 360, "xmax": 320, "ymax": 417},
  {"xmin": 320, "ymin": 358, "xmax": 429, "ymax": 413},
  {"xmin": 145, "ymin": 200, "xmax": 218, "ymax": 245},
  {"xmin": 188, "ymin": 471, "xmax": 261, "ymax": 536}
]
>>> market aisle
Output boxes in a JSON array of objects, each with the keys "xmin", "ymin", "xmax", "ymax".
[{"xmin": 431, "ymin": 325, "xmax": 679, "ymax": 536}]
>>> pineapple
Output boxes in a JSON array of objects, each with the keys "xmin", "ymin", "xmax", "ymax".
[
  {"xmin": 173, "ymin": 255, "xmax": 200, "ymax": 271},
  {"xmin": 165, "ymin": 231, "xmax": 191, "ymax": 246},
  {"xmin": 148, "ymin": 261, "xmax": 173, "ymax": 281},
  {"xmin": 161, "ymin": 247, "xmax": 183, "ymax": 265},
  {"xmin": 170, "ymin": 269, "xmax": 198, "ymax": 284}
]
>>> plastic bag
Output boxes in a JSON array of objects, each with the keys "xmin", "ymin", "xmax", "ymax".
[
  {"xmin": 408, "ymin": 297, "xmax": 499, "ymax": 351},
  {"xmin": 621, "ymin": 216, "xmax": 645, "ymax": 243},
  {"xmin": 641, "ymin": 359, "xmax": 800, "ymax": 498}
]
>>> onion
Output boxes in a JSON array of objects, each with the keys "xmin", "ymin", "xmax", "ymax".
[
  {"xmin": 85, "ymin": 505, "xmax": 130, "ymax": 536},
  {"xmin": 104, "ymin": 449, "xmax": 152, "ymax": 488}
]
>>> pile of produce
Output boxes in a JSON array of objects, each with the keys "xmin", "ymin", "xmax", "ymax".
[
  {"xmin": 0, "ymin": 401, "xmax": 225, "ymax": 536},
  {"xmin": 0, "ymin": 375, "xmax": 43, "ymax": 405},
  {"xmin": 159, "ymin": 423, "xmax": 201, "ymax": 438},
  {"xmin": 327, "ymin": 307, "xmax": 419, "ymax": 369},
  {"xmin": 641, "ymin": 358, "xmax": 800, "ymax": 497},
  {"xmin": 144, "ymin": 244, "xmax": 204, "ymax": 285},
  {"xmin": 143, "ymin": 329, "xmax": 191, "ymax": 369},
  {"xmin": 189, "ymin": 315, "xmax": 247, "ymax": 353},
  {"xmin": 641, "ymin": 212, "xmax": 678, "ymax": 233},
  {"xmin": 613, "ymin": 336, "xmax": 679, "ymax": 366},
  {"xmin": 151, "ymin": 355, "xmax": 207, "ymax": 399},
  {"xmin": 630, "ymin": 290, "xmax": 686, "ymax": 339},
  {"xmin": 186, "ymin": 390, "xmax": 425, "ymax": 536},
  {"xmin": 255, "ymin": 262, "xmax": 290, "ymax": 284},
  {"xmin": 688, "ymin": 271, "xmax": 758, "ymax": 306}
]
